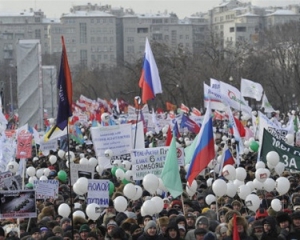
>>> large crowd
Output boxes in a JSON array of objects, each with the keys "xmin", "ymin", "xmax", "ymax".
[{"xmin": 0, "ymin": 109, "xmax": 300, "ymax": 240}]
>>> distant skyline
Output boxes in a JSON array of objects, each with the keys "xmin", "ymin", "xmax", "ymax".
[{"xmin": 0, "ymin": 0, "xmax": 299, "ymax": 18}]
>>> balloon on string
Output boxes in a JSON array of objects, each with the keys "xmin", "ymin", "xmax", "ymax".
[
  {"xmin": 187, "ymin": 180, "xmax": 198, "ymax": 193},
  {"xmin": 255, "ymin": 161, "xmax": 265, "ymax": 170},
  {"xmin": 236, "ymin": 167, "xmax": 247, "ymax": 181},
  {"xmin": 226, "ymin": 182, "xmax": 237, "ymax": 198},
  {"xmin": 275, "ymin": 162, "xmax": 285, "ymax": 176},
  {"xmin": 57, "ymin": 170, "xmax": 67, "ymax": 182},
  {"xmin": 255, "ymin": 168, "xmax": 270, "ymax": 183},
  {"xmin": 104, "ymin": 149, "xmax": 113, "ymax": 159},
  {"xmin": 205, "ymin": 194, "xmax": 216, "ymax": 205},
  {"xmin": 40, "ymin": 176, "xmax": 48, "ymax": 180},
  {"xmin": 222, "ymin": 165, "xmax": 236, "ymax": 180},
  {"xmin": 249, "ymin": 141, "xmax": 259, "ymax": 152},
  {"xmin": 115, "ymin": 168, "xmax": 125, "ymax": 181},
  {"xmin": 271, "ymin": 199, "xmax": 282, "ymax": 212},
  {"xmin": 212, "ymin": 179, "xmax": 227, "ymax": 197},
  {"xmin": 207, "ymin": 178, "xmax": 214, "ymax": 187},
  {"xmin": 28, "ymin": 176, "xmax": 37, "ymax": 184},
  {"xmin": 246, "ymin": 181, "xmax": 255, "ymax": 191},
  {"xmin": 142, "ymin": 200, "xmax": 155, "ymax": 216},
  {"xmin": 151, "ymin": 196, "xmax": 164, "ymax": 214},
  {"xmin": 109, "ymin": 181, "xmax": 115, "ymax": 196},
  {"xmin": 114, "ymin": 196, "xmax": 128, "ymax": 212},
  {"xmin": 80, "ymin": 158, "xmax": 89, "ymax": 165},
  {"xmin": 7, "ymin": 161, "xmax": 19, "ymax": 173},
  {"xmin": 124, "ymin": 170, "xmax": 133, "ymax": 181},
  {"xmin": 42, "ymin": 150, "xmax": 50, "ymax": 156},
  {"xmin": 286, "ymin": 134, "xmax": 294, "ymax": 145},
  {"xmin": 263, "ymin": 178, "xmax": 276, "ymax": 192},
  {"xmin": 49, "ymin": 155, "xmax": 57, "ymax": 165},
  {"xmin": 123, "ymin": 183, "xmax": 136, "ymax": 199},
  {"xmin": 86, "ymin": 203, "xmax": 101, "ymax": 221},
  {"xmin": 266, "ymin": 151, "xmax": 280, "ymax": 166},
  {"xmin": 58, "ymin": 203, "xmax": 71, "ymax": 218},
  {"xmin": 238, "ymin": 185, "xmax": 251, "ymax": 200},
  {"xmin": 73, "ymin": 210, "xmax": 86, "ymax": 219},
  {"xmin": 143, "ymin": 174, "xmax": 159, "ymax": 194},
  {"xmin": 245, "ymin": 194, "xmax": 261, "ymax": 212},
  {"xmin": 233, "ymin": 179, "xmax": 244, "ymax": 189},
  {"xmin": 132, "ymin": 185, "xmax": 143, "ymax": 200},
  {"xmin": 58, "ymin": 150, "xmax": 65, "ymax": 159},
  {"xmin": 253, "ymin": 178, "xmax": 264, "ymax": 190},
  {"xmin": 96, "ymin": 165, "xmax": 104, "ymax": 175},
  {"xmin": 27, "ymin": 166, "xmax": 36, "ymax": 177},
  {"xmin": 123, "ymin": 161, "xmax": 132, "ymax": 170},
  {"xmin": 276, "ymin": 177, "xmax": 290, "ymax": 195}
]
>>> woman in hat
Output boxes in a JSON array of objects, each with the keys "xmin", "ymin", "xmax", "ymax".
[
  {"xmin": 223, "ymin": 215, "xmax": 253, "ymax": 240},
  {"xmin": 137, "ymin": 220, "xmax": 165, "ymax": 240}
]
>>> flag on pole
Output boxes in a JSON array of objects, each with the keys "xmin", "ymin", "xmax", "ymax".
[
  {"xmin": 180, "ymin": 103, "xmax": 189, "ymax": 113},
  {"xmin": 261, "ymin": 93, "xmax": 275, "ymax": 113},
  {"xmin": 161, "ymin": 135, "xmax": 183, "ymax": 198},
  {"xmin": 180, "ymin": 114, "xmax": 200, "ymax": 134},
  {"xmin": 241, "ymin": 78, "xmax": 264, "ymax": 101},
  {"xmin": 219, "ymin": 145, "xmax": 235, "ymax": 175},
  {"xmin": 233, "ymin": 214, "xmax": 240, "ymax": 240},
  {"xmin": 165, "ymin": 125, "xmax": 172, "ymax": 146},
  {"xmin": 139, "ymin": 38, "xmax": 162, "ymax": 103},
  {"xmin": 186, "ymin": 101, "xmax": 215, "ymax": 185},
  {"xmin": 56, "ymin": 36, "xmax": 73, "ymax": 130},
  {"xmin": 191, "ymin": 107, "xmax": 202, "ymax": 116}
]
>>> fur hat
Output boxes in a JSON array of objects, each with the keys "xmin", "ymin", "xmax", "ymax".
[
  {"xmin": 227, "ymin": 216, "xmax": 248, "ymax": 236},
  {"xmin": 291, "ymin": 211, "xmax": 300, "ymax": 220},
  {"xmin": 276, "ymin": 212, "xmax": 291, "ymax": 224},
  {"xmin": 52, "ymin": 226, "xmax": 63, "ymax": 235},
  {"xmin": 157, "ymin": 216, "xmax": 169, "ymax": 227},
  {"xmin": 38, "ymin": 206, "xmax": 56, "ymax": 221},
  {"xmin": 73, "ymin": 215, "xmax": 87, "ymax": 229},
  {"xmin": 196, "ymin": 216, "xmax": 209, "ymax": 227},
  {"xmin": 231, "ymin": 200, "xmax": 242, "ymax": 208},
  {"xmin": 224, "ymin": 210, "xmax": 241, "ymax": 223}
]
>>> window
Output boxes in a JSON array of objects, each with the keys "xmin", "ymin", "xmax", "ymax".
[
  {"xmin": 35, "ymin": 29, "xmax": 41, "ymax": 38},
  {"xmin": 80, "ymin": 50, "xmax": 87, "ymax": 65},
  {"xmin": 230, "ymin": 27, "xmax": 235, "ymax": 32},
  {"xmin": 80, "ymin": 23, "xmax": 87, "ymax": 44},
  {"xmin": 137, "ymin": 28, "xmax": 148, "ymax": 33},
  {"xmin": 127, "ymin": 37, "xmax": 134, "ymax": 42},
  {"xmin": 236, "ymin": 27, "xmax": 246, "ymax": 32}
]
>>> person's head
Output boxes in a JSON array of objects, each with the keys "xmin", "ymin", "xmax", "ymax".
[
  {"xmin": 166, "ymin": 223, "xmax": 179, "ymax": 239},
  {"xmin": 178, "ymin": 225, "xmax": 186, "ymax": 238},
  {"xmin": 143, "ymin": 215, "xmax": 153, "ymax": 227},
  {"xmin": 231, "ymin": 200, "xmax": 242, "ymax": 211},
  {"xmin": 251, "ymin": 220, "xmax": 263, "ymax": 239},
  {"xmin": 60, "ymin": 218, "xmax": 71, "ymax": 230},
  {"xmin": 110, "ymin": 227, "xmax": 127, "ymax": 240},
  {"xmin": 185, "ymin": 213, "xmax": 196, "ymax": 227},
  {"xmin": 144, "ymin": 220, "xmax": 157, "ymax": 236},
  {"xmin": 157, "ymin": 216, "xmax": 169, "ymax": 234},
  {"xmin": 53, "ymin": 226, "xmax": 64, "ymax": 237},
  {"xmin": 196, "ymin": 216, "xmax": 209, "ymax": 230},
  {"xmin": 79, "ymin": 224, "xmax": 91, "ymax": 240},
  {"xmin": 291, "ymin": 211, "xmax": 300, "ymax": 228},
  {"xmin": 194, "ymin": 228, "xmax": 207, "ymax": 240},
  {"xmin": 276, "ymin": 212, "xmax": 291, "ymax": 229},
  {"xmin": 30, "ymin": 227, "xmax": 41, "ymax": 240},
  {"xmin": 210, "ymin": 202, "xmax": 216, "ymax": 212},
  {"xmin": 86, "ymin": 231, "xmax": 98, "ymax": 240},
  {"xmin": 106, "ymin": 220, "xmax": 118, "ymax": 236}
]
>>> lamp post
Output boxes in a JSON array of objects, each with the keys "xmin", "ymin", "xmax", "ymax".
[{"xmin": 9, "ymin": 62, "xmax": 14, "ymax": 116}]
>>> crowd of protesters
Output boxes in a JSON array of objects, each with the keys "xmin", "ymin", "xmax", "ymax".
[{"xmin": 1, "ymin": 110, "xmax": 300, "ymax": 240}]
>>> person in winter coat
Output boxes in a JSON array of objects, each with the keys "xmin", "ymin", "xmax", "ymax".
[
  {"xmin": 165, "ymin": 222, "xmax": 181, "ymax": 240},
  {"xmin": 185, "ymin": 216, "xmax": 210, "ymax": 240},
  {"xmin": 261, "ymin": 216, "xmax": 279, "ymax": 240},
  {"xmin": 137, "ymin": 220, "xmax": 165, "ymax": 240},
  {"xmin": 287, "ymin": 211, "xmax": 300, "ymax": 240},
  {"xmin": 223, "ymin": 215, "xmax": 253, "ymax": 240}
]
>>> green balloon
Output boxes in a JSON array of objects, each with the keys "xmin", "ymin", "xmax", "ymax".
[
  {"xmin": 26, "ymin": 183, "xmax": 34, "ymax": 189},
  {"xmin": 111, "ymin": 166, "xmax": 118, "ymax": 176},
  {"xmin": 109, "ymin": 181, "xmax": 115, "ymax": 196},
  {"xmin": 58, "ymin": 170, "xmax": 67, "ymax": 182},
  {"xmin": 250, "ymin": 141, "xmax": 259, "ymax": 152},
  {"xmin": 122, "ymin": 178, "xmax": 130, "ymax": 185}
]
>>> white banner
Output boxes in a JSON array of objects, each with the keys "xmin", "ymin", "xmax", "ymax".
[
  {"xmin": 87, "ymin": 179, "xmax": 109, "ymax": 207},
  {"xmin": 33, "ymin": 180, "xmax": 59, "ymax": 199},
  {"xmin": 131, "ymin": 147, "xmax": 185, "ymax": 180},
  {"xmin": 90, "ymin": 124, "xmax": 132, "ymax": 158},
  {"xmin": 241, "ymin": 78, "xmax": 264, "ymax": 101},
  {"xmin": 39, "ymin": 139, "xmax": 58, "ymax": 151}
]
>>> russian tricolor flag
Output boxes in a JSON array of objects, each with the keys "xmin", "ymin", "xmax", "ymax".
[
  {"xmin": 219, "ymin": 145, "xmax": 236, "ymax": 175},
  {"xmin": 139, "ymin": 38, "xmax": 162, "ymax": 104},
  {"xmin": 186, "ymin": 101, "xmax": 215, "ymax": 185}
]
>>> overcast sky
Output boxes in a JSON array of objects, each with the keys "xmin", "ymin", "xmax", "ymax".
[{"xmin": 0, "ymin": 0, "xmax": 298, "ymax": 18}]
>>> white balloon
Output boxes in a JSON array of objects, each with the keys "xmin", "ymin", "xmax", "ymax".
[
  {"xmin": 233, "ymin": 179, "xmax": 244, "ymax": 188},
  {"xmin": 238, "ymin": 185, "xmax": 251, "ymax": 200},
  {"xmin": 58, "ymin": 203, "xmax": 71, "ymax": 218},
  {"xmin": 123, "ymin": 160, "xmax": 132, "ymax": 170},
  {"xmin": 7, "ymin": 161, "xmax": 19, "ymax": 173},
  {"xmin": 263, "ymin": 178, "xmax": 275, "ymax": 192},
  {"xmin": 76, "ymin": 177, "xmax": 89, "ymax": 194},
  {"xmin": 266, "ymin": 151, "xmax": 280, "ymax": 166},
  {"xmin": 205, "ymin": 194, "xmax": 216, "ymax": 205},
  {"xmin": 158, "ymin": 178, "xmax": 168, "ymax": 192},
  {"xmin": 40, "ymin": 176, "xmax": 48, "ymax": 180},
  {"xmin": 114, "ymin": 196, "xmax": 128, "ymax": 212},
  {"xmin": 243, "ymin": 148, "xmax": 250, "ymax": 154},
  {"xmin": 142, "ymin": 200, "xmax": 155, "ymax": 216},
  {"xmin": 65, "ymin": 151, "xmax": 75, "ymax": 162},
  {"xmin": 222, "ymin": 165, "xmax": 236, "ymax": 180},
  {"xmin": 49, "ymin": 155, "xmax": 57, "ymax": 165},
  {"xmin": 124, "ymin": 170, "xmax": 133, "ymax": 181},
  {"xmin": 236, "ymin": 167, "xmax": 247, "ymax": 181},
  {"xmin": 115, "ymin": 169, "xmax": 125, "ymax": 181},
  {"xmin": 73, "ymin": 210, "xmax": 86, "ymax": 219},
  {"xmin": 271, "ymin": 199, "xmax": 282, "ymax": 212},
  {"xmin": 253, "ymin": 178, "xmax": 264, "ymax": 190},
  {"xmin": 245, "ymin": 194, "xmax": 261, "ymax": 212},
  {"xmin": 79, "ymin": 153, "xmax": 85, "ymax": 158},
  {"xmin": 151, "ymin": 196, "xmax": 164, "ymax": 214},
  {"xmin": 286, "ymin": 134, "xmax": 294, "ymax": 145},
  {"xmin": 187, "ymin": 180, "xmax": 198, "ymax": 193},
  {"xmin": 58, "ymin": 150, "xmax": 65, "ymax": 159},
  {"xmin": 275, "ymin": 162, "xmax": 285, "ymax": 176},
  {"xmin": 33, "ymin": 157, "xmax": 39, "ymax": 162},
  {"xmin": 26, "ymin": 166, "xmax": 36, "ymax": 177},
  {"xmin": 104, "ymin": 149, "xmax": 113, "ymax": 159},
  {"xmin": 42, "ymin": 150, "xmax": 50, "ymax": 156},
  {"xmin": 88, "ymin": 157, "xmax": 98, "ymax": 167},
  {"xmin": 132, "ymin": 185, "xmax": 143, "ymax": 200},
  {"xmin": 246, "ymin": 181, "xmax": 255, "ymax": 191},
  {"xmin": 186, "ymin": 186, "xmax": 195, "ymax": 197},
  {"xmin": 73, "ymin": 182, "xmax": 86, "ymax": 195},
  {"xmin": 123, "ymin": 183, "xmax": 136, "ymax": 199},
  {"xmin": 113, "ymin": 160, "xmax": 122, "ymax": 167},
  {"xmin": 28, "ymin": 176, "xmax": 37, "ymax": 184},
  {"xmin": 96, "ymin": 165, "xmax": 104, "ymax": 175},
  {"xmin": 143, "ymin": 174, "xmax": 159, "ymax": 194},
  {"xmin": 207, "ymin": 178, "xmax": 214, "ymax": 187},
  {"xmin": 267, "ymin": 162, "xmax": 276, "ymax": 170},
  {"xmin": 276, "ymin": 177, "xmax": 290, "ymax": 195},
  {"xmin": 226, "ymin": 182, "xmax": 237, "ymax": 198},
  {"xmin": 244, "ymin": 140, "xmax": 250, "ymax": 148},
  {"xmin": 255, "ymin": 161, "xmax": 266, "ymax": 170},
  {"xmin": 255, "ymin": 168, "xmax": 270, "ymax": 183},
  {"xmin": 86, "ymin": 203, "xmax": 101, "ymax": 221},
  {"xmin": 80, "ymin": 157, "xmax": 89, "ymax": 165},
  {"xmin": 36, "ymin": 168, "xmax": 44, "ymax": 178},
  {"xmin": 212, "ymin": 179, "xmax": 227, "ymax": 197}
]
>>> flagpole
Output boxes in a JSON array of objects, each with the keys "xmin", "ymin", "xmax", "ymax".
[{"xmin": 134, "ymin": 94, "xmax": 142, "ymax": 149}]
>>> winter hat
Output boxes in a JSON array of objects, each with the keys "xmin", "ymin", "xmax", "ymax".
[
  {"xmin": 196, "ymin": 216, "xmax": 209, "ymax": 227},
  {"xmin": 144, "ymin": 220, "xmax": 157, "ymax": 233},
  {"xmin": 79, "ymin": 224, "xmax": 90, "ymax": 233},
  {"xmin": 107, "ymin": 220, "xmax": 118, "ymax": 229},
  {"xmin": 203, "ymin": 232, "xmax": 217, "ymax": 240},
  {"xmin": 291, "ymin": 211, "xmax": 300, "ymax": 220},
  {"xmin": 60, "ymin": 217, "xmax": 71, "ymax": 225},
  {"xmin": 194, "ymin": 228, "xmax": 207, "ymax": 236},
  {"xmin": 276, "ymin": 212, "xmax": 291, "ymax": 224},
  {"xmin": 157, "ymin": 216, "xmax": 169, "ymax": 227},
  {"xmin": 52, "ymin": 226, "xmax": 64, "ymax": 235}
]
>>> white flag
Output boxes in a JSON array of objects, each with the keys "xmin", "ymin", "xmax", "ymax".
[
  {"xmin": 261, "ymin": 93, "xmax": 275, "ymax": 113},
  {"xmin": 241, "ymin": 78, "xmax": 264, "ymax": 101}
]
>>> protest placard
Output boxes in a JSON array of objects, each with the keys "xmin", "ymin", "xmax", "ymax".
[
  {"xmin": 39, "ymin": 139, "xmax": 58, "ymax": 152},
  {"xmin": 87, "ymin": 179, "xmax": 109, "ymax": 207},
  {"xmin": 131, "ymin": 146, "xmax": 185, "ymax": 180},
  {"xmin": 70, "ymin": 163, "xmax": 95, "ymax": 185},
  {"xmin": 33, "ymin": 180, "xmax": 59, "ymax": 199},
  {"xmin": 0, "ymin": 190, "xmax": 37, "ymax": 219}
]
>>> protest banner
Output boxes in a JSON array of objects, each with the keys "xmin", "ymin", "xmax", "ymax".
[
  {"xmin": 0, "ymin": 174, "xmax": 22, "ymax": 190},
  {"xmin": 39, "ymin": 139, "xmax": 58, "ymax": 152},
  {"xmin": 33, "ymin": 180, "xmax": 59, "ymax": 199},
  {"xmin": 91, "ymin": 124, "xmax": 132, "ymax": 168},
  {"xmin": 87, "ymin": 179, "xmax": 109, "ymax": 207},
  {"xmin": 0, "ymin": 190, "xmax": 37, "ymax": 219},
  {"xmin": 16, "ymin": 131, "xmax": 32, "ymax": 159},
  {"xmin": 131, "ymin": 146, "xmax": 185, "ymax": 180},
  {"xmin": 260, "ymin": 129, "xmax": 300, "ymax": 170},
  {"xmin": 70, "ymin": 163, "xmax": 95, "ymax": 185}
]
